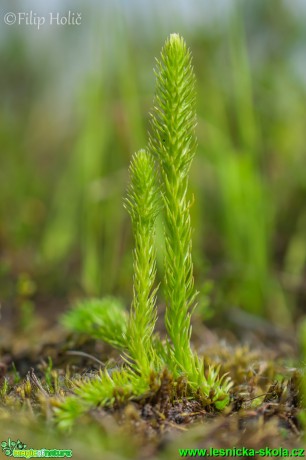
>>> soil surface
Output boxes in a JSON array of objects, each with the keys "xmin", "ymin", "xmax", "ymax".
[{"xmin": 0, "ymin": 310, "xmax": 304, "ymax": 459}]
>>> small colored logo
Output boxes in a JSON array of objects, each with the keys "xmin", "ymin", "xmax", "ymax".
[
  {"xmin": 1, "ymin": 438, "xmax": 72, "ymax": 458},
  {"xmin": 1, "ymin": 439, "xmax": 27, "ymax": 457}
]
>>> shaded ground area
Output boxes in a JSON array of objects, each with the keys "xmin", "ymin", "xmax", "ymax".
[{"xmin": 0, "ymin": 312, "xmax": 304, "ymax": 459}]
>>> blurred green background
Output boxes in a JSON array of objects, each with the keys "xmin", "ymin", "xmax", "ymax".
[{"xmin": 1, "ymin": 0, "xmax": 306, "ymax": 330}]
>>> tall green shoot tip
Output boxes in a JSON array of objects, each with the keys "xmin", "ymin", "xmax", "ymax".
[
  {"xmin": 149, "ymin": 33, "xmax": 197, "ymax": 371},
  {"xmin": 149, "ymin": 33, "xmax": 231, "ymax": 406}
]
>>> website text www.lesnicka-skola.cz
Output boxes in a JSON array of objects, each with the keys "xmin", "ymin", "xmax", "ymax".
[{"xmin": 178, "ymin": 447, "xmax": 305, "ymax": 457}]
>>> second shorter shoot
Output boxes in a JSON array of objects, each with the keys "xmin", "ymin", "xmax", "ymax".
[{"xmin": 124, "ymin": 149, "xmax": 160, "ymax": 376}]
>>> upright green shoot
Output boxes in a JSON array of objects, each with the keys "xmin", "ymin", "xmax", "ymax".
[
  {"xmin": 148, "ymin": 34, "xmax": 231, "ymax": 406},
  {"xmin": 124, "ymin": 149, "xmax": 160, "ymax": 375},
  {"xmin": 149, "ymin": 34, "xmax": 197, "ymax": 372}
]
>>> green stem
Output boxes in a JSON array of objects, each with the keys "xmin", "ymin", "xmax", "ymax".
[
  {"xmin": 124, "ymin": 149, "xmax": 160, "ymax": 375},
  {"xmin": 149, "ymin": 34, "xmax": 197, "ymax": 372}
]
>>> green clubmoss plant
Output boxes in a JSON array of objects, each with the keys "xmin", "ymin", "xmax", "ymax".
[
  {"xmin": 149, "ymin": 34, "xmax": 230, "ymax": 405},
  {"xmin": 56, "ymin": 34, "xmax": 232, "ymax": 429},
  {"xmin": 149, "ymin": 34, "xmax": 197, "ymax": 372},
  {"xmin": 124, "ymin": 149, "xmax": 161, "ymax": 375},
  {"xmin": 62, "ymin": 297, "xmax": 127, "ymax": 349},
  {"xmin": 56, "ymin": 151, "xmax": 161, "ymax": 429},
  {"xmin": 54, "ymin": 367, "xmax": 149, "ymax": 431}
]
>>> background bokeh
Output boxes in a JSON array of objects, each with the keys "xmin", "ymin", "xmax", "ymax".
[{"xmin": 1, "ymin": 0, "xmax": 306, "ymax": 332}]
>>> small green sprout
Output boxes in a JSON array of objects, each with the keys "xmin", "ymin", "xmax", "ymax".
[
  {"xmin": 0, "ymin": 378, "xmax": 9, "ymax": 398},
  {"xmin": 62, "ymin": 297, "xmax": 127, "ymax": 349},
  {"xmin": 54, "ymin": 367, "xmax": 149, "ymax": 431}
]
